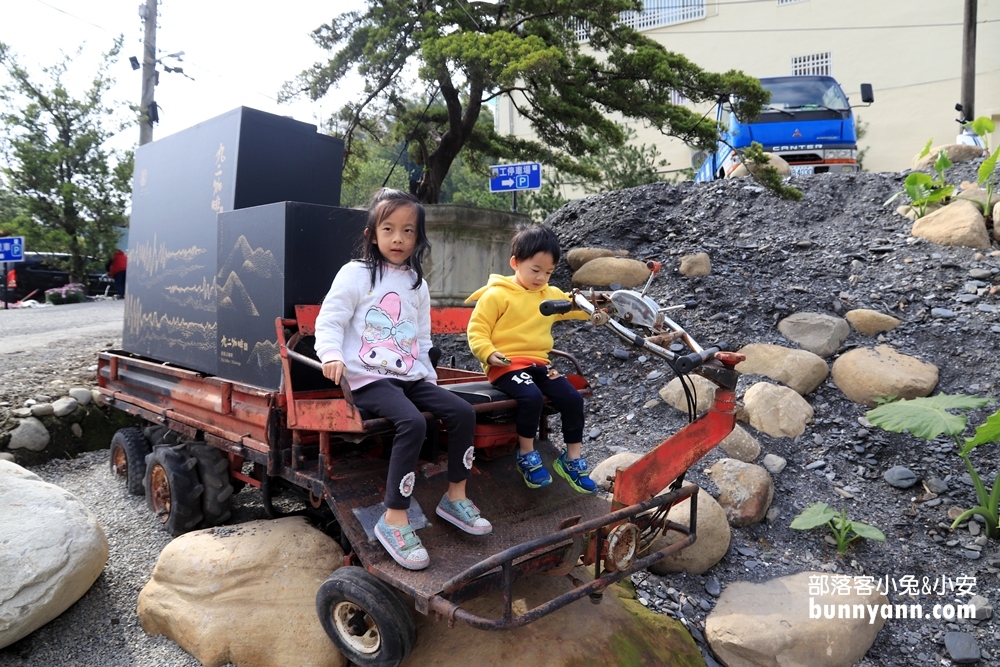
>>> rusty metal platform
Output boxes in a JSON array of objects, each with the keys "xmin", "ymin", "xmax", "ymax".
[{"xmin": 323, "ymin": 438, "xmax": 612, "ymax": 602}]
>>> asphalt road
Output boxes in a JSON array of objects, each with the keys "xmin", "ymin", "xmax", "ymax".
[{"xmin": 0, "ymin": 299, "xmax": 124, "ymax": 355}]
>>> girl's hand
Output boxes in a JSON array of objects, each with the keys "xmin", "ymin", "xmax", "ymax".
[
  {"xmin": 322, "ymin": 360, "xmax": 346, "ymax": 384},
  {"xmin": 487, "ymin": 351, "xmax": 511, "ymax": 367}
]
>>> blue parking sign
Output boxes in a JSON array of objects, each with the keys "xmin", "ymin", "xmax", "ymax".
[
  {"xmin": 489, "ymin": 163, "xmax": 542, "ymax": 192},
  {"xmin": 0, "ymin": 236, "xmax": 24, "ymax": 262}
]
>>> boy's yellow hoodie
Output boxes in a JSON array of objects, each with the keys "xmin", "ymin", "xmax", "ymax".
[{"xmin": 465, "ymin": 274, "xmax": 589, "ymax": 381}]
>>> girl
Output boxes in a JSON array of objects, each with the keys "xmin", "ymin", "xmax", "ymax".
[{"xmin": 315, "ymin": 189, "xmax": 491, "ymax": 571}]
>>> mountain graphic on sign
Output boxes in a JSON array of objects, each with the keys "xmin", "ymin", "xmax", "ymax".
[
  {"xmin": 218, "ymin": 235, "xmax": 283, "ymax": 281},
  {"xmin": 218, "ymin": 271, "xmax": 259, "ymax": 316}
]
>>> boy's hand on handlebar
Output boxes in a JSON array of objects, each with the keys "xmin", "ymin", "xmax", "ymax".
[
  {"xmin": 487, "ymin": 351, "xmax": 512, "ymax": 367},
  {"xmin": 322, "ymin": 360, "xmax": 346, "ymax": 384}
]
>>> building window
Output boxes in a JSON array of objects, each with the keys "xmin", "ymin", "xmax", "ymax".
[
  {"xmin": 778, "ymin": 0, "xmax": 807, "ymax": 5},
  {"xmin": 792, "ymin": 52, "xmax": 832, "ymax": 76},
  {"xmin": 575, "ymin": 0, "xmax": 707, "ymax": 42},
  {"xmin": 670, "ymin": 89, "xmax": 688, "ymax": 106}
]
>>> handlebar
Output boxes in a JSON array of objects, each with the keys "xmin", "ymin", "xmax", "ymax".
[
  {"xmin": 673, "ymin": 344, "xmax": 728, "ymax": 373},
  {"xmin": 540, "ymin": 299, "xmax": 573, "ymax": 316}
]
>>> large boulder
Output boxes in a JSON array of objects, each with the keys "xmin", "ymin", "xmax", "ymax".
[
  {"xmin": 678, "ymin": 252, "xmax": 711, "ymax": 277},
  {"xmin": 571, "ymin": 257, "xmax": 651, "ymax": 288},
  {"xmin": 777, "ymin": 312, "xmax": 849, "ymax": 358},
  {"xmin": 405, "ymin": 572, "xmax": 704, "ymax": 666},
  {"xmin": 735, "ymin": 343, "xmax": 828, "ymax": 395},
  {"xmin": 7, "ymin": 416, "xmax": 51, "ymax": 452},
  {"xmin": 0, "ymin": 460, "xmax": 108, "ymax": 649},
  {"xmin": 137, "ymin": 517, "xmax": 347, "ymax": 667},
  {"xmin": 591, "ymin": 452, "xmax": 643, "ymax": 491},
  {"xmin": 648, "ymin": 486, "xmax": 731, "ymax": 576},
  {"xmin": 565, "ymin": 247, "xmax": 629, "ymax": 271},
  {"xmin": 911, "ymin": 200, "xmax": 991, "ymax": 250},
  {"xmin": 706, "ymin": 571, "xmax": 888, "ymax": 667},
  {"xmin": 717, "ymin": 424, "xmax": 761, "ymax": 463},
  {"xmin": 831, "ymin": 345, "xmax": 939, "ymax": 407},
  {"xmin": 741, "ymin": 382, "xmax": 814, "ymax": 438}
]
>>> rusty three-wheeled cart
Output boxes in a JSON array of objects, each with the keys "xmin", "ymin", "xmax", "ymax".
[{"xmin": 100, "ymin": 264, "xmax": 742, "ymax": 667}]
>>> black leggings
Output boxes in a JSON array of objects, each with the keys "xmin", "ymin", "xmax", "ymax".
[
  {"xmin": 492, "ymin": 365, "xmax": 584, "ymax": 445},
  {"xmin": 351, "ymin": 378, "xmax": 476, "ymax": 510}
]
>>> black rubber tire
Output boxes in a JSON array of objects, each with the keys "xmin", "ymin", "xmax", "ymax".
[
  {"xmin": 143, "ymin": 445, "xmax": 205, "ymax": 536},
  {"xmin": 109, "ymin": 427, "xmax": 152, "ymax": 496},
  {"xmin": 316, "ymin": 567, "xmax": 416, "ymax": 667},
  {"xmin": 187, "ymin": 442, "xmax": 234, "ymax": 527}
]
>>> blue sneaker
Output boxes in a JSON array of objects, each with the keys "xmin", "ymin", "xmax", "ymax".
[
  {"xmin": 436, "ymin": 494, "xmax": 493, "ymax": 535},
  {"xmin": 554, "ymin": 451, "xmax": 598, "ymax": 494},
  {"xmin": 516, "ymin": 450, "xmax": 552, "ymax": 488}
]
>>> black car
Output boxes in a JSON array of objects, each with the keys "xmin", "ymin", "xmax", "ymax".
[{"xmin": 3, "ymin": 252, "xmax": 114, "ymax": 302}]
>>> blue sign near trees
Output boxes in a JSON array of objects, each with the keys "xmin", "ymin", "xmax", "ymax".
[
  {"xmin": 0, "ymin": 236, "xmax": 25, "ymax": 262},
  {"xmin": 489, "ymin": 162, "xmax": 542, "ymax": 192}
]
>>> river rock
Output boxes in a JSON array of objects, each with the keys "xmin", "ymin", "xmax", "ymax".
[
  {"xmin": 706, "ymin": 571, "xmax": 888, "ymax": 667},
  {"xmin": 742, "ymin": 382, "xmax": 814, "ymax": 438},
  {"xmin": 729, "ymin": 152, "xmax": 790, "ymax": 177},
  {"xmin": 845, "ymin": 309, "xmax": 901, "ymax": 335},
  {"xmin": 67, "ymin": 387, "xmax": 93, "ymax": 405},
  {"xmin": 718, "ymin": 424, "xmax": 760, "ymax": 463},
  {"xmin": 565, "ymin": 247, "xmax": 629, "ymax": 271},
  {"xmin": 648, "ymin": 487, "xmax": 731, "ymax": 575},
  {"xmin": 911, "ymin": 199, "xmax": 991, "ymax": 250},
  {"xmin": 137, "ymin": 517, "xmax": 347, "ymax": 667},
  {"xmin": 658, "ymin": 374, "xmax": 718, "ymax": 414},
  {"xmin": 912, "ymin": 143, "xmax": 985, "ymax": 168},
  {"xmin": 831, "ymin": 345, "xmax": 939, "ymax": 407},
  {"xmin": 0, "ymin": 460, "xmax": 108, "ymax": 649},
  {"xmin": 678, "ymin": 252, "xmax": 711, "ymax": 277},
  {"xmin": 571, "ymin": 257, "xmax": 651, "ymax": 288},
  {"xmin": 709, "ymin": 459, "xmax": 774, "ymax": 527},
  {"xmin": 7, "ymin": 417, "xmax": 50, "ymax": 452},
  {"xmin": 735, "ymin": 343, "xmax": 828, "ymax": 395},
  {"xmin": 590, "ymin": 452, "xmax": 643, "ymax": 491},
  {"xmin": 777, "ymin": 312, "xmax": 849, "ymax": 357}
]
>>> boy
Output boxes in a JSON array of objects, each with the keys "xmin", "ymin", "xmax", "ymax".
[{"xmin": 465, "ymin": 225, "xmax": 597, "ymax": 493}]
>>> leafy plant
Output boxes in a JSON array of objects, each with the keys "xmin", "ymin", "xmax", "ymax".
[
  {"xmin": 866, "ymin": 394, "xmax": 1000, "ymax": 539},
  {"xmin": 44, "ymin": 283, "xmax": 86, "ymax": 305},
  {"xmin": 969, "ymin": 117, "xmax": 998, "ymax": 217},
  {"xmin": 790, "ymin": 502, "xmax": 886, "ymax": 554},
  {"xmin": 884, "ymin": 149, "xmax": 954, "ymax": 217}
]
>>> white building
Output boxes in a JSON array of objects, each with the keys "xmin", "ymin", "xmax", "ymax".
[{"xmin": 494, "ymin": 0, "xmax": 1000, "ymax": 177}]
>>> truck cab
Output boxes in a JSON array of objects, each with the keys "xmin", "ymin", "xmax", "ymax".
[{"xmin": 695, "ymin": 75, "xmax": 873, "ymax": 181}]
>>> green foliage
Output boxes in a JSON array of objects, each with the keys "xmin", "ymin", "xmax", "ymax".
[
  {"xmin": 855, "ymin": 116, "xmax": 870, "ymax": 172},
  {"xmin": 970, "ymin": 117, "xmax": 999, "ymax": 217},
  {"xmin": 866, "ymin": 394, "xmax": 1000, "ymax": 539},
  {"xmin": 884, "ymin": 148, "xmax": 955, "ymax": 217},
  {"xmin": 44, "ymin": 283, "xmax": 86, "ymax": 305},
  {"xmin": 790, "ymin": 502, "xmax": 886, "ymax": 554},
  {"xmin": 742, "ymin": 142, "xmax": 802, "ymax": 201},
  {"xmin": 0, "ymin": 39, "xmax": 132, "ymax": 281},
  {"xmin": 285, "ymin": 1, "xmax": 766, "ymax": 203}
]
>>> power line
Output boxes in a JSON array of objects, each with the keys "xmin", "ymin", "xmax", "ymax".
[{"xmin": 33, "ymin": 0, "xmax": 111, "ymax": 33}]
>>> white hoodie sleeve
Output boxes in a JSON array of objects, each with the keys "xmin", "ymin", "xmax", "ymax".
[{"xmin": 314, "ymin": 262, "xmax": 364, "ymax": 364}]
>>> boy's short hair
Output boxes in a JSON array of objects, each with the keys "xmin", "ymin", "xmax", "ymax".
[{"xmin": 511, "ymin": 225, "xmax": 562, "ymax": 263}]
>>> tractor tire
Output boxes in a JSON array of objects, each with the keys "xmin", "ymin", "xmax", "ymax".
[
  {"xmin": 109, "ymin": 427, "xmax": 151, "ymax": 496},
  {"xmin": 144, "ymin": 445, "xmax": 204, "ymax": 536},
  {"xmin": 316, "ymin": 566, "xmax": 416, "ymax": 667},
  {"xmin": 187, "ymin": 442, "xmax": 234, "ymax": 527}
]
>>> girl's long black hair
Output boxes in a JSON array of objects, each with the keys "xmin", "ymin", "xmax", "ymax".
[{"xmin": 359, "ymin": 188, "xmax": 430, "ymax": 290}]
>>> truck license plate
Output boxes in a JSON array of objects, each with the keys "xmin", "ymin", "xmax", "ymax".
[{"xmin": 789, "ymin": 165, "xmax": 814, "ymax": 176}]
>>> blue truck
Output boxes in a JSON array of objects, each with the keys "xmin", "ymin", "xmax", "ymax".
[{"xmin": 695, "ymin": 75, "xmax": 874, "ymax": 181}]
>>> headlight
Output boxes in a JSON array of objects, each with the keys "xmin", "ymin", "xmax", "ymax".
[{"xmin": 824, "ymin": 149, "xmax": 857, "ymax": 160}]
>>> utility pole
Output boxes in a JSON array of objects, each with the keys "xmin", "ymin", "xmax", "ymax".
[
  {"xmin": 961, "ymin": 0, "xmax": 977, "ymax": 120},
  {"xmin": 139, "ymin": 0, "xmax": 157, "ymax": 145}
]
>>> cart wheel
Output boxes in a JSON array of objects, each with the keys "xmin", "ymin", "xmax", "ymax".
[
  {"xmin": 316, "ymin": 566, "xmax": 416, "ymax": 667},
  {"xmin": 109, "ymin": 427, "xmax": 151, "ymax": 496},
  {"xmin": 143, "ymin": 445, "xmax": 205, "ymax": 536},
  {"xmin": 187, "ymin": 443, "xmax": 234, "ymax": 527}
]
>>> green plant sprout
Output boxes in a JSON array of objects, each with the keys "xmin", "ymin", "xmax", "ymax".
[
  {"xmin": 884, "ymin": 148, "xmax": 954, "ymax": 217},
  {"xmin": 866, "ymin": 394, "xmax": 1000, "ymax": 539},
  {"xmin": 742, "ymin": 141, "xmax": 803, "ymax": 201},
  {"xmin": 969, "ymin": 117, "xmax": 998, "ymax": 217},
  {"xmin": 790, "ymin": 502, "xmax": 886, "ymax": 554}
]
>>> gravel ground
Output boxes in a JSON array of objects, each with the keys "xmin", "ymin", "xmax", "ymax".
[{"xmin": 3, "ymin": 162, "xmax": 1000, "ymax": 666}]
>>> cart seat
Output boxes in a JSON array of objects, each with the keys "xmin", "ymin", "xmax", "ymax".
[{"xmin": 440, "ymin": 381, "xmax": 511, "ymax": 405}]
